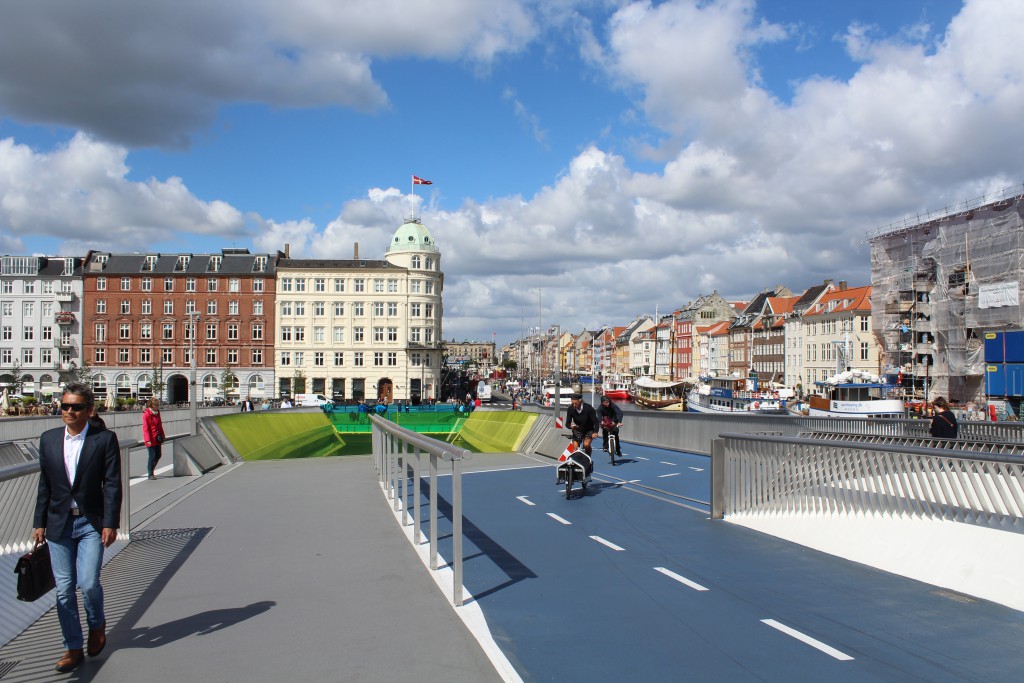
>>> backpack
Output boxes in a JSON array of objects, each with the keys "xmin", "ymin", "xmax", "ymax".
[{"xmin": 600, "ymin": 416, "xmax": 615, "ymax": 430}]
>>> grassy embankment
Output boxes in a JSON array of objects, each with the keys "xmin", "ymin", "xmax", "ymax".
[{"xmin": 213, "ymin": 409, "xmax": 538, "ymax": 460}]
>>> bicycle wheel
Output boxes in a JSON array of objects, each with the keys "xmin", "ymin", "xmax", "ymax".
[
  {"xmin": 608, "ymin": 434, "xmax": 617, "ymax": 464},
  {"xmin": 565, "ymin": 469, "xmax": 573, "ymax": 499}
]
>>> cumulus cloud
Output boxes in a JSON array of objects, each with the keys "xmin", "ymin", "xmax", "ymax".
[
  {"xmin": 0, "ymin": 133, "xmax": 246, "ymax": 253},
  {"xmin": 0, "ymin": 0, "xmax": 541, "ymax": 147}
]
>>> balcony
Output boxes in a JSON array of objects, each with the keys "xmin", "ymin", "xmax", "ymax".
[
  {"xmin": 54, "ymin": 338, "xmax": 76, "ymax": 349},
  {"xmin": 55, "ymin": 311, "xmax": 76, "ymax": 325},
  {"xmin": 55, "ymin": 291, "xmax": 76, "ymax": 303}
]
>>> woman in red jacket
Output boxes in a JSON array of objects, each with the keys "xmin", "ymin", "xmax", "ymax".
[{"xmin": 142, "ymin": 398, "xmax": 166, "ymax": 480}]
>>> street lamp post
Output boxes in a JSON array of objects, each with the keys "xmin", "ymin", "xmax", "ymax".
[
  {"xmin": 188, "ymin": 312, "xmax": 201, "ymax": 435},
  {"xmin": 550, "ymin": 325, "xmax": 560, "ymax": 426}
]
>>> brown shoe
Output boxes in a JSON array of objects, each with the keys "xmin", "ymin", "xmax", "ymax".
[
  {"xmin": 87, "ymin": 623, "xmax": 106, "ymax": 657},
  {"xmin": 55, "ymin": 649, "xmax": 84, "ymax": 672}
]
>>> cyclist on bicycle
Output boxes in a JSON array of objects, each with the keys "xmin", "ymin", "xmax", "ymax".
[
  {"xmin": 565, "ymin": 393, "xmax": 598, "ymax": 475},
  {"xmin": 597, "ymin": 395, "xmax": 623, "ymax": 457}
]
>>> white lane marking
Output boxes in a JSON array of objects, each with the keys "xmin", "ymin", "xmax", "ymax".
[
  {"xmin": 547, "ymin": 513, "xmax": 572, "ymax": 525},
  {"xmin": 129, "ymin": 463, "xmax": 174, "ymax": 486},
  {"xmin": 761, "ymin": 619, "xmax": 854, "ymax": 661},
  {"xmin": 516, "ymin": 496, "xmax": 536, "ymax": 506},
  {"xmin": 658, "ymin": 472, "xmax": 681, "ymax": 478},
  {"xmin": 689, "ymin": 467, "xmax": 704, "ymax": 472},
  {"xmin": 590, "ymin": 535, "xmax": 625, "ymax": 551},
  {"xmin": 635, "ymin": 456, "xmax": 649, "ymax": 461},
  {"xmin": 625, "ymin": 479, "xmax": 641, "ymax": 484},
  {"xmin": 660, "ymin": 461, "xmax": 677, "ymax": 466},
  {"xmin": 654, "ymin": 567, "xmax": 709, "ymax": 591}
]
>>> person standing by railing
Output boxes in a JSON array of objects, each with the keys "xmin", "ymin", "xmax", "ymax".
[
  {"xmin": 930, "ymin": 397, "xmax": 959, "ymax": 439},
  {"xmin": 142, "ymin": 398, "xmax": 166, "ymax": 480},
  {"xmin": 32, "ymin": 382, "xmax": 123, "ymax": 673}
]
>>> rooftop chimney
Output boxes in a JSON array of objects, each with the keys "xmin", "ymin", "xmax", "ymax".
[
  {"xmin": 839, "ymin": 280, "xmax": 848, "ymax": 290},
  {"xmin": 354, "ymin": 242, "xmax": 359, "ymax": 259}
]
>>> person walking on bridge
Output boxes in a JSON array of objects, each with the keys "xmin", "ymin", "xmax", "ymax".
[
  {"xmin": 33, "ymin": 383, "xmax": 123, "ymax": 673},
  {"xmin": 930, "ymin": 397, "xmax": 959, "ymax": 439},
  {"xmin": 142, "ymin": 397, "xmax": 166, "ymax": 480}
]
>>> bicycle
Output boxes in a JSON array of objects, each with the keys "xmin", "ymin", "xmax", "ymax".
[{"xmin": 606, "ymin": 430, "xmax": 619, "ymax": 466}]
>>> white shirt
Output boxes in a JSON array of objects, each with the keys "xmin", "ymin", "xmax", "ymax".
[{"xmin": 64, "ymin": 422, "xmax": 89, "ymax": 508}]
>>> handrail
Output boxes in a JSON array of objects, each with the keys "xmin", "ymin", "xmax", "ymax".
[
  {"xmin": 369, "ymin": 415, "xmax": 471, "ymax": 606},
  {"xmin": 712, "ymin": 433, "xmax": 1024, "ymax": 532}
]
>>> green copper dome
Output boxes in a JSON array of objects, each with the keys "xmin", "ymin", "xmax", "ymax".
[{"xmin": 387, "ymin": 218, "xmax": 440, "ymax": 254}]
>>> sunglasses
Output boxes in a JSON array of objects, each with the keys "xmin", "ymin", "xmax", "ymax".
[{"xmin": 60, "ymin": 402, "xmax": 89, "ymax": 412}]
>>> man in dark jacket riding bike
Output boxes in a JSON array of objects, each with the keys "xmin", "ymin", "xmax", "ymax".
[
  {"xmin": 597, "ymin": 395, "xmax": 623, "ymax": 457},
  {"xmin": 565, "ymin": 393, "xmax": 598, "ymax": 476}
]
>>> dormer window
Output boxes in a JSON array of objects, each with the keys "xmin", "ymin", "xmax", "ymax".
[
  {"xmin": 252, "ymin": 256, "xmax": 267, "ymax": 272},
  {"xmin": 95, "ymin": 254, "xmax": 109, "ymax": 266},
  {"xmin": 208, "ymin": 255, "xmax": 222, "ymax": 272},
  {"xmin": 176, "ymin": 255, "xmax": 191, "ymax": 272},
  {"xmin": 141, "ymin": 255, "xmax": 157, "ymax": 272},
  {"xmin": 62, "ymin": 258, "xmax": 76, "ymax": 276}
]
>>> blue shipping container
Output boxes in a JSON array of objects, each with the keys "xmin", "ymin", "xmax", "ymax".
[
  {"xmin": 984, "ymin": 332, "xmax": 1004, "ymax": 363},
  {"xmin": 986, "ymin": 364, "xmax": 1005, "ymax": 396},
  {"xmin": 1005, "ymin": 331, "xmax": 1024, "ymax": 363}
]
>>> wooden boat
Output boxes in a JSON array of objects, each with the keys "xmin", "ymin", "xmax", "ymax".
[
  {"xmin": 807, "ymin": 370, "xmax": 904, "ymax": 418},
  {"xmin": 630, "ymin": 376, "xmax": 687, "ymax": 410}
]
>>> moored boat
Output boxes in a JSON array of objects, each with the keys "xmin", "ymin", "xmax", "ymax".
[
  {"xmin": 600, "ymin": 375, "xmax": 633, "ymax": 401},
  {"xmin": 807, "ymin": 370, "xmax": 904, "ymax": 418},
  {"xmin": 630, "ymin": 376, "xmax": 687, "ymax": 410},
  {"xmin": 686, "ymin": 374, "xmax": 791, "ymax": 415}
]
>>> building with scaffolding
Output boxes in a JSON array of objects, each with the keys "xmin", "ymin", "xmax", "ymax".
[{"xmin": 869, "ymin": 186, "xmax": 1024, "ymax": 408}]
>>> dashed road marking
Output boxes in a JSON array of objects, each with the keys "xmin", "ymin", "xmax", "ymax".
[
  {"xmin": 660, "ymin": 461, "xmax": 677, "ymax": 466},
  {"xmin": 654, "ymin": 567, "xmax": 709, "ymax": 591},
  {"xmin": 516, "ymin": 496, "xmax": 536, "ymax": 506},
  {"xmin": 761, "ymin": 619, "xmax": 854, "ymax": 661},
  {"xmin": 635, "ymin": 456, "xmax": 650, "ymax": 461},
  {"xmin": 658, "ymin": 472, "xmax": 681, "ymax": 478},
  {"xmin": 547, "ymin": 513, "xmax": 572, "ymax": 525},
  {"xmin": 590, "ymin": 535, "xmax": 625, "ymax": 551},
  {"xmin": 688, "ymin": 467, "xmax": 704, "ymax": 472}
]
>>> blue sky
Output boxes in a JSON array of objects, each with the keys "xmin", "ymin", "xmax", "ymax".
[{"xmin": 0, "ymin": 0, "xmax": 1017, "ymax": 345}]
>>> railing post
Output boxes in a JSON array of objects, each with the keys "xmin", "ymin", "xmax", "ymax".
[
  {"xmin": 452, "ymin": 455, "xmax": 464, "ymax": 606},
  {"xmin": 429, "ymin": 453, "xmax": 438, "ymax": 570},
  {"xmin": 393, "ymin": 435, "xmax": 402, "ymax": 513},
  {"xmin": 413, "ymin": 446, "xmax": 422, "ymax": 544},
  {"xmin": 401, "ymin": 440, "xmax": 411, "ymax": 526},
  {"xmin": 711, "ymin": 437, "xmax": 725, "ymax": 520}
]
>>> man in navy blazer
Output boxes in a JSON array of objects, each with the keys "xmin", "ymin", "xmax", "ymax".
[{"xmin": 33, "ymin": 383, "xmax": 122, "ymax": 673}]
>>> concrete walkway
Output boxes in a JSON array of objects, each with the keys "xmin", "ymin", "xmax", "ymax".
[{"xmin": 0, "ymin": 456, "xmax": 505, "ymax": 682}]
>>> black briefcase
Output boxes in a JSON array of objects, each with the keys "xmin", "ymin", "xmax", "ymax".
[{"xmin": 14, "ymin": 542, "xmax": 56, "ymax": 602}]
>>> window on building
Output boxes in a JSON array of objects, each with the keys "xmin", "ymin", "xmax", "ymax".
[
  {"xmin": 141, "ymin": 323, "xmax": 152, "ymax": 339},
  {"xmin": 207, "ymin": 300, "xmax": 217, "ymax": 315},
  {"xmin": 208, "ymin": 255, "xmax": 222, "ymax": 272},
  {"xmin": 185, "ymin": 300, "xmax": 196, "ymax": 314},
  {"xmin": 121, "ymin": 277, "xmax": 130, "ymax": 290},
  {"xmin": 314, "ymin": 326, "xmax": 325, "ymax": 342},
  {"xmin": 229, "ymin": 300, "xmax": 239, "ymax": 315},
  {"xmin": 411, "ymin": 256, "xmax": 421, "ymax": 268},
  {"xmin": 860, "ymin": 341, "xmax": 869, "ymax": 360},
  {"xmin": 354, "ymin": 278, "xmax": 365, "ymax": 292},
  {"xmin": 227, "ymin": 348, "xmax": 238, "ymax": 364},
  {"xmin": 96, "ymin": 277, "xmax": 107, "ymax": 291},
  {"xmin": 229, "ymin": 278, "xmax": 240, "ymax": 292},
  {"xmin": 353, "ymin": 352, "xmax": 363, "ymax": 366},
  {"xmin": 353, "ymin": 303, "xmax": 364, "ymax": 316},
  {"xmin": 207, "ymin": 277, "xmax": 218, "ymax": 291},
  {"xmin": 119, "ymin": 323, "xmax": 130, "ymax": 339},
  {"xmin": 95, "ymin": 348, "xmax": 105, "ymax": 363},
  {"xmin": 252, "ymin": 348, "xmax": 263, "ymax": 365},
  {"xmin": 141, "ymin": 277, "xmax": 152, "ymax": 292},
  {"xmin": 334, "ymin": 352, "xmax": 344, "ymax": 366},
  {"xmin": 253, "ymin": 300, "xmax": 263, "ymax": 315},
  {"xmin": 295, "ymin": 278, "xmax": 306, "ymax": 292},
  {"xmin": 96, "ymin": 299, "xmax": 106, "ymax": 314},
  {"xmin": 314, "ymin": 352, "xmax": 324, "ymax": 366},
  {"xmin": 205, "ymin": 348, "xmax": 217, "ymax": 364},
  {"xmin": 186, "ymin": 277, "xmax": 196, "ymax": 292},
  {"xmin": 387, "ymin": 352, "xmax": 397, "ymax": 366},
  {"xmin": 227, "ymin": 323, "xmax": 238, "ymax": 340},
  {"xmin": 425, "ymin": 281, "xmax": 433, "ymax": 294},
  {"xmin": 333, "ymin": 302, "xmax": 344, "ymax": 316},
  {"xmin": 373, "ymin": 352, "xmax": 383, "ymax": 366},
  {"xmin": 314, "ymin": 301, "xmax": 324, "ymax": 316},
  {"xmin": 294, "ymin": 351, "xmax": 304, "ymax": 365},
  {"xmin": 373, "ymin": 302, "xmax": 384, "ymax": 316},
  {"xmin": 387, "ymin": 303, "xmax": 397, "ymax": 316},
  {"xmin": 315, "ymin": 278, "xmax": 325, "ymax": 292},
  {"xmin": 139, "ymin": 348, "xmax": 151, "ymax": 364},
  {"xmin": 164, "ymin": 300, "xmax": 173, "ymax": 315},
  {"xmin": 141, "ymin": 299, "xmax": 151, "ymax": 315},
  {"xmin": 387, "ymin": 327, "xmax": 397, "ymax": 342},
  {"xmin": 253, "ymin": 278, "xmax": 264, "ymax": 292},
  {"xmin": 120, "ymin": 300, "xmax": 130, "ymax": 314},
  {"xmin": 119, "ymin": 348, "xmax": 129, "ymax": 363},
  {"xmin": 206, "ymin": 323, "xmax": 217, "ymax": 340},
  {"xmin": 281, "ymin": 302, "xmax": 292, "ymax": 315},
  {"xmin": 411, "ymin": 303, "xmax": 421, "ymax": 317},
  {"xmin": 333, "ymin": 278, "xmax": 345, "ymax": 292},
  {"xmin": 162, "ymin": 348, "xmax": 174, "ymax": 364},
  {"xmin": 164, "ymin": 277, "xmax": 174, "ymax": 291},
  {"xmin": 373, "ymin": 327, "xmax": 384, "ymax": 342},
  {"xmin": 333, "ymin": 327, "xmax": 344, "ymax": 343},
  {"xmin": 252, "ymin": 323, "xmax": 263, "ymax": 340},
  {"xmin": 411, "ymin": 280, "xmax": 421, "ymax": 293},
  {"xmin": 373, "ymin": 279, "xmax": 384, "ymax": 293}
]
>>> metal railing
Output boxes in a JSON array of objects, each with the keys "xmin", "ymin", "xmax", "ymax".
[
  {"xmin": 370, "ymin": 415, "xmax": 471, "ymax": 606},
  {"xmin": 799, "ymin": 431, "xmax": 1024, "ymax": 456},
  {"xmin": 712, "ymin": 433, "xmax": 1024, "ymax": 533}
]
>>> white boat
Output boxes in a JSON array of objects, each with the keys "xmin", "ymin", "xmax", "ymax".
[
  {"xmin": 630, "ymin": 376, "xmax": 687, "ymax": 410},
  {"xmin": 686, "ymin": 374, "xmax": 790, "ymax": 415},
  {"xmin": 542, "ymin": 384, "xmax": 574, "ymax": 407},
  {"xmin": 807, "ymin": 370, "xmax": 904, "ymax": 418}
]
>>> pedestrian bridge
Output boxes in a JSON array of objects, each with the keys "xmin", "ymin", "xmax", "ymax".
[{"xmin": 1, "ymin": 407, "xmax": 1023, "ymax": 681}]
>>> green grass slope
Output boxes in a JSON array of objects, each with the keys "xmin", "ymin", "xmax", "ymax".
[
  {"xmin": 214, "ymin": 412, "xmax": 344, "ymax": 459},
  {"xmin": 454, "ymin": 411, "xmax": 537, "ymax": 453}
]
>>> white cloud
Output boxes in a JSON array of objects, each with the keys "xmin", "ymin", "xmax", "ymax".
[{"xmin": 0, "ymin": 133, "xmax": 246, "ymax": 253}]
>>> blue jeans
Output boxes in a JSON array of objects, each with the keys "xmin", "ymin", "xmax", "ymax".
[{"xmin": 48, "ymin": 516, "xmax": 106, "ymax": 650}]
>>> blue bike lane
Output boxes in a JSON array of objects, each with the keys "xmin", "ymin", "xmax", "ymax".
[{"xmin": 415, "ymin": 446, "xmax": 1024, "ymax": 683}]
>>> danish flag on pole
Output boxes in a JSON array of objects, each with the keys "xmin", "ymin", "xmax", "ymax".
[
  {"xmin": 558, "ymin": 439, "xmax": 576, "ymax": 462},
  {"xmin": 412, "ymin": 175, "xmax": 432, "ymax": 185}
]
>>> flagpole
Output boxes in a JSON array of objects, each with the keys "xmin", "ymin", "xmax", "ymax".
[{"xmin": 410, "ymin": 175, "xmax": 415, "ymax": 220}]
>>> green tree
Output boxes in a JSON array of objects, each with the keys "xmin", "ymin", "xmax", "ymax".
[
  {"xmin": 220, "ymin": 368, "xmax": 239, "ymax": 401},
  {"xmin": 292, "ymin": 369, "xmax": 307, "ymax": 394},
  {"xmin": 150, "ymin": 362, "xmax": 166, "ymax": 401},
  {"xmin": 502, "ymin": 359, "xmax": 518, "ymax": 372}
]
